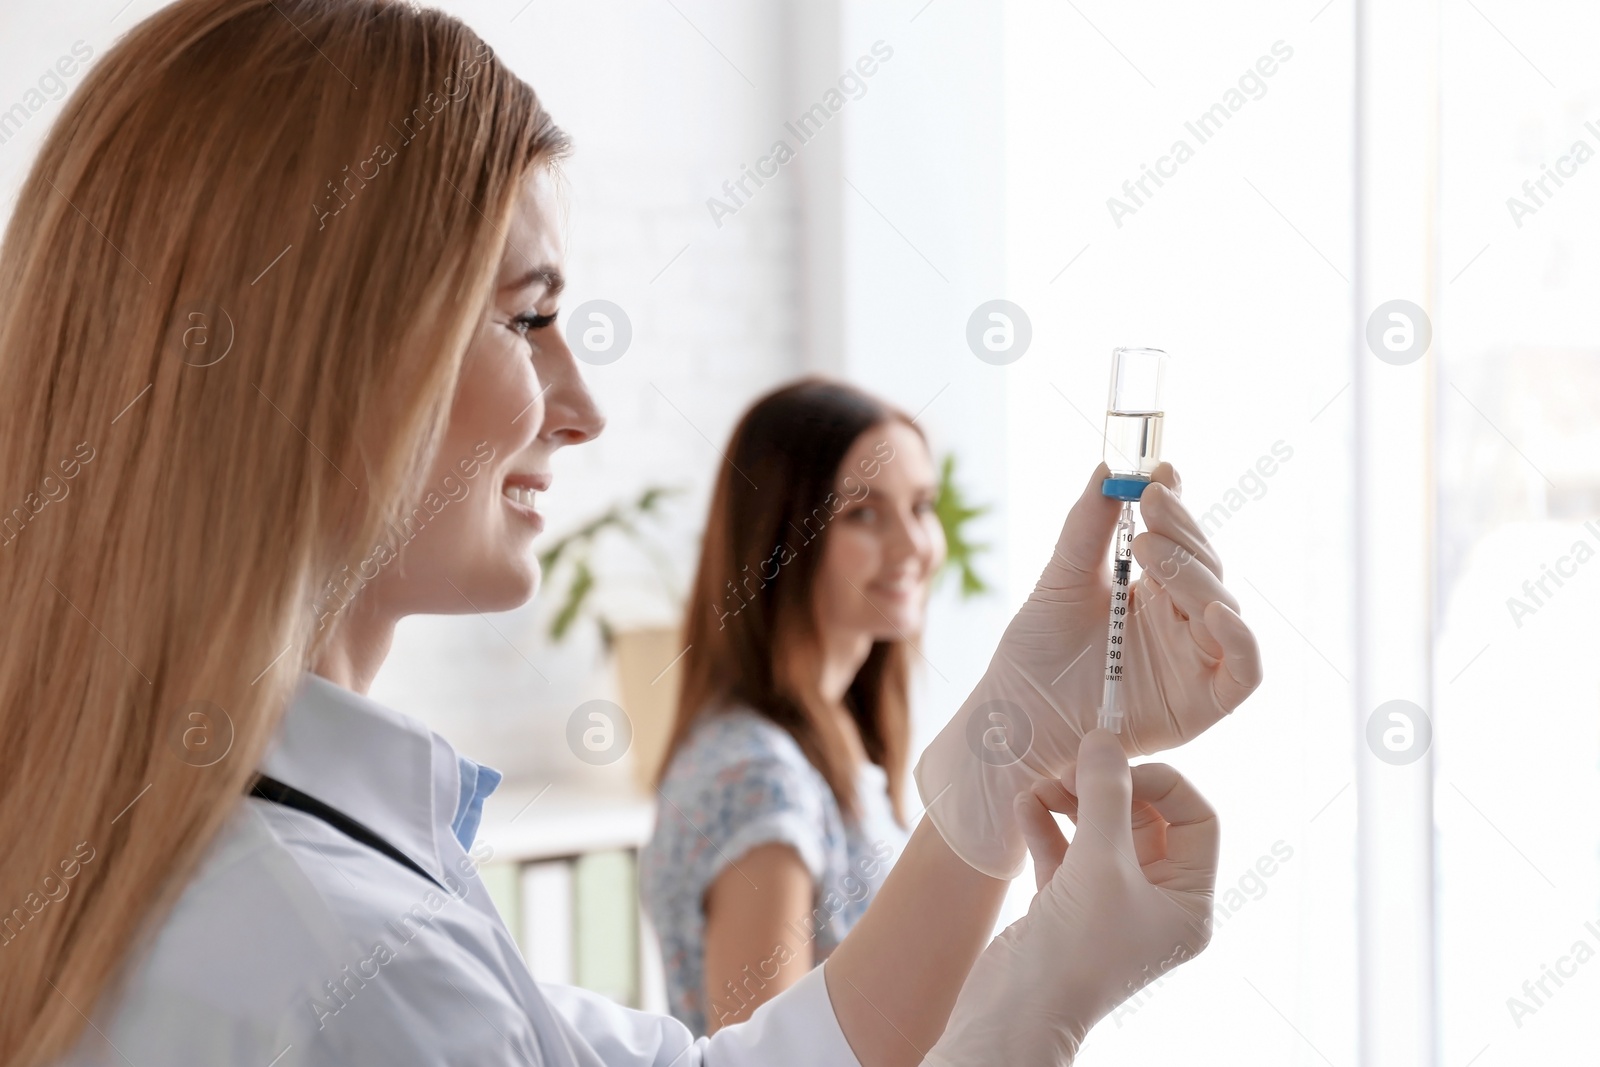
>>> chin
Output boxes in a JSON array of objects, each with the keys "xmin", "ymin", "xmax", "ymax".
[
  {"xmin": 462, "ymin": 558, "xmax": 542, "ymax": 613},
  {"xmin": 870, "ymin": 613, "xmax": 922, "ymax": 642},
  {"xmin": 505, "ymin": 560, "xmax": 542, "ymax": 607}
]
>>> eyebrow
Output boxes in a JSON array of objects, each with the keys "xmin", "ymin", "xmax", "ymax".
[{"xmin": 501, "ymin": 264, "xmax": 565, "ymax": 297}]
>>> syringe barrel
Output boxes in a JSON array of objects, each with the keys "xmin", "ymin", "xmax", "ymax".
[{"xmin": 1097, "ymin": 503, "xmax": 1134, "ymax": 733}]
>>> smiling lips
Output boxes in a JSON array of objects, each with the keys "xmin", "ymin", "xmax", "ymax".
[
  {"xmin": 501, "ymin": 472, "xmax": 550, "ymax": 529},
  {"xmin": 869, "ymin": 576, "xmax": 922, "ymax": 600}
]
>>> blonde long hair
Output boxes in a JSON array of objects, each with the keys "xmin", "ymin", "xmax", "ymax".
[{"xmin": 0, "ymin": 2, "xmax": 567, "ymax": 1061}]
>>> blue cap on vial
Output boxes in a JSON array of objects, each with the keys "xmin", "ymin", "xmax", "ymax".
[{"xmin": 1101, "ymin": 476, "xmax": 1151, "ymax": 501}]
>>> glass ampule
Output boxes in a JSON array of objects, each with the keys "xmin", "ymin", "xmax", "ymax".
[{"xmin": 1101, "ymin": 346, "xmax": 1169, "ymax": 501}]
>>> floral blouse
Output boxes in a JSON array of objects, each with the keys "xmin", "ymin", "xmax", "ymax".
[{"xmin": 639, "ymin": 708, "xmax": 909, "ymax": 1035}]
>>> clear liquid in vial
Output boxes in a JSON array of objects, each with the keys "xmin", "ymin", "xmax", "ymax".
[{"xmin": 1103, "ymin": 410, "xmax": 1164, "ymax": 478}]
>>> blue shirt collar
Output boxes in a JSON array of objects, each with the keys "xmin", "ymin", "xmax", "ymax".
[
  {"xmin": 451, "ymin": 754, "xmax": 502, "ymax": 851},
  {"xmin": 265, "ymin": 671, "xmax": 503, "ymax": 867}
]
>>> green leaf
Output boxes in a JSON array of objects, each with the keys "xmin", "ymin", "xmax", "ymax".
[
  {"xmin": 933, "ymin": 452, "xmax": 992, "ymax": 599},
  {"xmin": 549, "ymin": 559, "xmax": 594, "ymax": 642},
  {"xmin": 539, "ymin": 485, "xmax": 689, "ymax": 644}
]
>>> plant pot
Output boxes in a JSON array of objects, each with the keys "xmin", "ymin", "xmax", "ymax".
[{"xmin": 609, "ymin": 624, "xmax": 686, "ymax": 795}]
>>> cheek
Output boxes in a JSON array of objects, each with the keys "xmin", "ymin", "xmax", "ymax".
[
  {"xmin": 451, "ymin": 336, "xmax": 541, "ymax": 457},
  {"xmin": 822, "ymin": 527, "xmax": 881, "ymax": 587},
  {"xmin": 922, "ymin": 516, "xmax": 948, "ymax": 573}
]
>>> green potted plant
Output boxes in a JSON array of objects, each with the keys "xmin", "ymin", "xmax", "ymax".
[
  {"xmin": 535, "ymin": 486, "xmax": 684, "ymax": 650},
  {"xmin": 540, "ymin": 456, "xmax": 991, "ymax": 790}
]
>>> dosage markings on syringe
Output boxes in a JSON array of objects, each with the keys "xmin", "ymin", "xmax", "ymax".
[{"xmin": 1106, "ymin": 523, "xmax": 1133, "ymax": 682}]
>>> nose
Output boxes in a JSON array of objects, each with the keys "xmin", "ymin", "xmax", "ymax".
[
  {"xmin": 534, "ymin": 324, "xmax": 606, "ymax": 447},
  {"xmin": 884, "ymin": 502, "xmax": 934, "ymax": 571}
]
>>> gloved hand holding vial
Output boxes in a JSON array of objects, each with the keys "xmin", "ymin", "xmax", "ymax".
[{"xmin": 912, "ymin": 343, "xmax": 1263, "ymax": 881}]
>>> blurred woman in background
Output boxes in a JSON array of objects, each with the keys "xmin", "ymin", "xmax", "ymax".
[{"xmin": 642, "ymin": 379, "xmax": 945, "ymax": 1033}]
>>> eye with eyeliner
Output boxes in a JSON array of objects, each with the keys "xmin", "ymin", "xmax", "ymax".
[{"xmin": 511, "ymin": 310, "xmax": 558, "ymax": 336}]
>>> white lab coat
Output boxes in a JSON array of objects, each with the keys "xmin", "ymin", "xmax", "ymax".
[{"xmin": 58, "ymin": 671, "xmax": 861, "ymax": 1066}]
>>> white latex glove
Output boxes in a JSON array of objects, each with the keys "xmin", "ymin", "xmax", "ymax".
[
  {"xmin": 914, "ymin": 461, "xmax": 1261, "ymax": 878},
  {"xmin": 922, "ymin": 730, "xmax": 1219, "ymax": 1066}
]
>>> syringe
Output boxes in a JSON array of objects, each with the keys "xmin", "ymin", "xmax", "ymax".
[
  {"xmin": 1096, "ymin": 346, "xmax": 1171, "ymax": 734},
  {"xmin": 1097, "ymin": 501, "xmax": 1135, "ymax": 732}
]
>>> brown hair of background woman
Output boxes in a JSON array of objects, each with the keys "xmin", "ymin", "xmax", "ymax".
[{"xmin": 659, "ymin": 377, "xmax": 926, "ymax": 827}]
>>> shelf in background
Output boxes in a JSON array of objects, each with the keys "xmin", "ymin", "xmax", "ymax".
[
  {"xmin": 474, "ymin": 780, "xmax": 665, "ymax": 1015},
  {"xmin": 478, "ymin": 780, "xmax": 655, "ymax": 863}
]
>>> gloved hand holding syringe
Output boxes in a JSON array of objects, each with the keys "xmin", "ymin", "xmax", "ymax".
[
  {"xmin": 911, "ymin": 340, "xmax": 1265, "ymax": 1064},
  {"xmin": 912, "ymin": 340, "xmax": 1260, "ymax": 882},
  {"xmin": 1097, "ymin": 345, "xmax": 1169, "ymax": 734}
]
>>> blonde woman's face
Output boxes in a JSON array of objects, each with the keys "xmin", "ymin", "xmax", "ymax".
[
  {"xmin": 383, "ymin": 166, "xmax": 604, "ymax": 616},
  {"xmin": 812, "ymin": 421, "xmax": 946, "ymax": 642}
]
